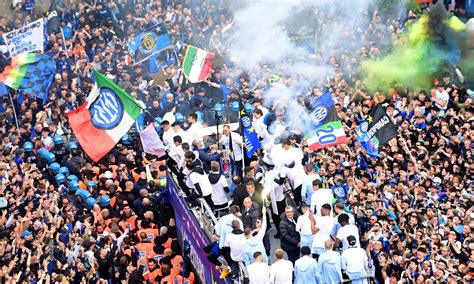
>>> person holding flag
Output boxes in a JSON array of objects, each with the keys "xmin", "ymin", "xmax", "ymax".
[
  {"xmin": 220, "ymin": 124, "xmax": 244, "ymax": 177},
  {"xmin": 356, "ymin": 104, "xmax": 398, "ymax": 158}
]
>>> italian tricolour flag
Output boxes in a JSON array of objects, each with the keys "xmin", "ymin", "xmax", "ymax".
[
  {"xmin": 68, "ymin": 70, "xmax": 141, "ymax": 162},
  {"xmin": 304, "ymin": 91, "xmax": 348, "ymax": 151},
  {"xmin": 182, "ymin": 45, "xmax": 215, "ymax": 83}
]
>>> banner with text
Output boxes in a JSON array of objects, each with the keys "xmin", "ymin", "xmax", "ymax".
[
  {"xmin": 167, "ymin": 174, "xmax": 226, "ymax": 284},
  {"xmin": 2, "ymin": 19, "xmax": 44, "ymax": 57}
]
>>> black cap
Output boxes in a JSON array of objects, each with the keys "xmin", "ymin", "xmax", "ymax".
[{"xmin": 347, "ymin": 235, "xmax": 357, "ymax": 246}]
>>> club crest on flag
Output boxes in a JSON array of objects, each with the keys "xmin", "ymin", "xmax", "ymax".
[
  {"xmin": 139, "ymin": 32, "xmax": 159, "ymax": 54},
  {"xmin": 311, "ymin": 105, "xmax": 328, "ymax": 125},
  {"xmin": 89, "ymin": 88, "xmax": 124, "ymax": 130}
]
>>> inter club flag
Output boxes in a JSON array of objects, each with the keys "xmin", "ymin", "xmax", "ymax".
[
  {"xmin": 68, "ymin": 70, "xmax": 141, "ymax": 162},
  {"xmin": 46, "ymin": 0, "xmax": 60, "ymax": 33},
  {"xmin": 127, "ymin": 24, "xmax": 172, "ymax": 65},
  {"xmin": 356, "ymin": 104, "xmax": 398, "ymax": 158},
  {"xmin": 239, "ymin": 102, "xmax": 260, "ymax": 158},
  {"xmin": 304, "ymin": 91, "xmax": 348, "ymax": 150},
  {"xmin": 182, "ymin": 45, "xmax": 215, "ymax": 83}
]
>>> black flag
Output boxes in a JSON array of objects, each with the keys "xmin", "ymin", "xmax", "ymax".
[
  {"xmin": 46, "ymin": 0, "xmax": 60, "ymax": 34},
  {"xmin": 356, "ymin": 104, "xmax": 397, "ymax": 157}
]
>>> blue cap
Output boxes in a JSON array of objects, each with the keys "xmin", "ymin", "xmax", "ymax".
[
  {"xmin": 58, "ymin": 167, "xmax": 69, "ymax": 176},
  {"xmin": 67, "ymin": 175, "xmax": 78, "ymax": 182},
  {"xmin": 175, "ymin": 112, "xmax": 185, "ymax": 123},
  {"xmin": 244, "ymin": 102, "xmax": 254, "ymax": 113},
  {"xmin": 122, "ymin": 134, "xmax": 131, "ymax": 145},
  {"xmin": 38, "ymin": 148, "xmax": 49, "ymax": 157},
  {"xmin": 68, "ymin": 180, "xmax": 79, "ymax": 192},
  {"xmin": 85, "ymin": 197, "xmax": 96, "ymax": 209},
  {"xmin": 53, "ymin": 135, "xmax": 64, "ymax": 145},
  {"xmin": 55, "ymin": 173, "xmax": 66, "ymax": 184},
  {"xmin": 44, "ymin": 152, "xmax": 56, "ymax": 163},
  {"xmin": 23, "ymin": 141, "xmax": 34, "ymax": 152},
  {"xmin": 230, "ymin": 101, "xmax": 240, "ymax": 112},
  {"xmin": 195, "ymin": 111, "xmax": 204, "ymax": 123},
  {"xmin": 49, "ymin": 162, "xmax": 61, "ymax": 173},
  {"xmin": 76, "ymin": 189, "xmax": 91, "ymax": 200},
  {"xmin": 98, "ymin": 195, "xmax": 110, "ymax": 207},
  {"xmin": 67, "ymin": 141, "xmax": 78, "ymax": 150},
  {"xmin": 87, "ymin": 181, "xmax": 97, "ymax": 188}
]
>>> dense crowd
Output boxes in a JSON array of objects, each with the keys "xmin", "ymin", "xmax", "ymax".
[{"xmin": 0, "ymin": 0, "xmax": 473, "ymax": 283}]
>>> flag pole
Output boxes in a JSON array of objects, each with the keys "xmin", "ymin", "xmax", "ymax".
[
  {"xmin": 8, "ymin": 90, "xmax": 20, "ymax": 130},
  {"xmin": 60, "ymin": 27, "xmax": 69, "ymax": 58},
  {"xmin": 238, "ymin": 106, "xmax": 245, "ymax": 176}
]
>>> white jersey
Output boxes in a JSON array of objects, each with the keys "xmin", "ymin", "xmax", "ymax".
[
  {"xmin": 269, "ymin": 259, "xmax": 293, "ymax": 284},
  {"xmin": 310, "ymin": 188, "xmax": 334, "ymax": 216},
  {"xmin": 337, "ymin": 224, "xmax": 360, "ymax": 251},
  {"xmin": 220, "ymin": 132, "xmax": 243, "ymax": 161},
  {"xmin": 187, "ymin": 122, "xmax": 204, "ymax": 143},
  {"xmin": 312, "ymin": 215, "xmax": 335, "ymax": 249},
  {"xmin": 189, "ymin": 171, "xmax": 213, "ymax": 196}
]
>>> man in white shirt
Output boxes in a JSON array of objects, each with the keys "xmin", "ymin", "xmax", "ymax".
[
  {"xmin": 220, "ymin": 124, "xmax": 244, "ymax": 176},
  {"xmin": 341, "ymin": 235, "xmax": 369, "ymax": 284},
  {"xmin": 247, "ymin": 251, "xmax": 270, "ymax": 284},
  {"xmin": 225, "ymin": 220, "xmax": 247, "ymax": 263},
  {"xmin": 161, "ymin": 121, "xmax": 176, "ymax": 149},
  {"xmin": 172, "ymin": 122, "xmax": 191, "ymax": 145},
  {"xmin": 309, "ymin": 204, "xmax": 335, "ymax": 259},
  {"xmin": 168, "ymin": 136, "xmax": 184, "ymax": 165},
  {"xmin": 310, "ymin": 180, "xmax": 333, "ymax": 216},
  {"xmin": 296, "ymin": 203, "xmax": 314, "ymax": 249},
  {"xmin": 433, "ymin": 84, "xmax": 449, "ymax": 117},
  {"xmin": 186, "ymin": 161, "xmax": 214, "ymax": 210},
  {"xmin": 269, "ymin": 248, "xmax": 293, "ymax": 284},
  {"xmin": 186, "ymin": 112, "xmax": 204, "ymax": 144},
  {"xmin": 335, "ymin": 213, "xmax": 360, "ymax": 251},
  {"xmin": 301, "ymin": 163, "xmax": 321, "ymax": 206}
]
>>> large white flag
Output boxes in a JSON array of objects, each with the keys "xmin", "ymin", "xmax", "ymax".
[
  {"xmin": 2, "ymin": 18, "xmax": 44, "ymax": 57},
  {"xmin": 140, "ymin": 124, "xmax": 166, "ymax": 157}
]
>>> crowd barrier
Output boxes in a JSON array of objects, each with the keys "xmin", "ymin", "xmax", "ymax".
[{"xmin": 167, "ymin": 172, "xmax": 228, "ymax": 284}]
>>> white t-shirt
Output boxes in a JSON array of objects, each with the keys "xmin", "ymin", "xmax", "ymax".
[
  {"xmin": 174, "ymin": 129, "xmax": 191, "ymax": 145},
  {"xmin": 210, "ymin": 174, "xmax": 229, "ymax": 206},
  {"xmin": 168, "ymin": 144, "xmax": 184, "ymax": 165},
  {"xmin": 248, "ymin": 261, "xmax": 270, "ymax": 284},
  {"xmin": 269, "ymin": 259, "xmax": 293, "ymax": 284},
  {"xmin": 163, "ymin": 128, "xmax": 176, "ymax": 148},
  {"xmin": 189, "ymin": 171, "xmax": 213, "ymax": 196},
  {"xmin": 336, "ymin": 224, "xmax": 360, "ymax": 251},
  {"xmin": 312, "ymin": 215, "xmax": 335, "ymax": 249},
  {"xmin": 163, "ymin": 112, "xmax": 176, "ymax": 125},
  {"xmin": 310, "ymin": 188, "xmax": 334, "ymax": 216},
  {"xmin": 187, "ymin": 122, "xmax": 204, "ymax": 143},
  {"xmin": 225, "ymin": 232, "xmax": 247, "ymax": 262},
  {"xmin": 435, "ymin": 90, "xmax": 449, "ymax": 110},
  {"xmin": 220, "ymin": 132, "xmax": 243, "ymax": 161},
  {"xmin": 341, "ymin": 247, "xmax": 368, "ymax": 273},
  {"xmin": 296, "ymin": 212, "xmax": 312, "ymax": 236}
]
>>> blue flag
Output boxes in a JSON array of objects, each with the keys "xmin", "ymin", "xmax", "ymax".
[
  {"xmin": 127, "ymin": 24, "xmax": 172, "ymax": 65},
  {"xmin": 239, "ymin": 102, "xmax": 260, "ymax": 158}
]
